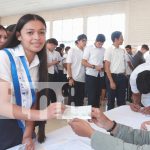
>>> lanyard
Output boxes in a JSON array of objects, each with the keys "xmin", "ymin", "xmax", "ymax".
[
  {"xmin": 20, "ymin": 56, "xmax": 36, "ymax": 105},
  {"xmin": 4, "ymin": 48, "xmax": 36, "ymax": 132}
]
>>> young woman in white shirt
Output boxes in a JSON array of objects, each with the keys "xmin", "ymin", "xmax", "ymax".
[{"xmin": 0, "ymin": 14, "xmax": 65, "ymax": 150}]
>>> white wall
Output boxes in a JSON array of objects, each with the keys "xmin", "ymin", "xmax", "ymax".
[{"xmin": 1, "ymin": 0, "xmax": 150, "ymax": 46}]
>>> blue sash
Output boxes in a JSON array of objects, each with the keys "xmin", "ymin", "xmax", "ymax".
[{"xmin": 4, "ymin": 48, "xmax": 36, "ymax": 132}]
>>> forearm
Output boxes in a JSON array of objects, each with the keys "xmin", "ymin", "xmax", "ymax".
[
  {"xmin": 82, "ymin": 59, "xmax": 94, "ymax": 68},
  {"xmin": 91, "ymin": 129, "xmax": 150, "ymax": 150},
  {"xmin": 47, "ymin": 62, "xmax": 54, "ymax": 67},
  {"xmin": 0, "ymin": 102, "xmax": 46, "ymax": 121},
  {"xmin": 132, "ymin": 93, "xmax": 141, "ymax": 104},
  {"xmin": 67, "ymin": 63, "xmax": 72, "ymax": 77},
  {"xmin": 63, "ymin": 63, "xmax": 67, "ymax": 71},
  {"xmin": 105, "ymin": 66, "xmax": 113, "ymax": 83},
  {"xmin": 23, "ymin": 121, "xmax": 35, "ymax": 138},
  {"xmin": 112, "ymin": 123, "xmax": 150, "ymax": 145},
  {"xmin": 104, "ymin": 61, "xmax": 114, "ymax": 83}
]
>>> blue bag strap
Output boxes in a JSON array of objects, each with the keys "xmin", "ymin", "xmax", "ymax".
[
  {"xmin": 20, "ymin": 56, "xmax": 36, "ymax": 105},
  {"xmin": 4, "ymin": 48, "xmax": 25, "ymax": 132}
]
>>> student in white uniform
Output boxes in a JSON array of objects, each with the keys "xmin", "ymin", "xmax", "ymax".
[
  {"xmin": 46, "ymin": 38, "xmax": 61, "ymax": 82},
  {"xmin": 0, "ymin": 14, "xmax": 65, "ymax": 150},
  {"xmin": 67, "ymin": 34, "xmax": 87, "ymax": 106},
  {"xmin": 130, "ymin": 62, "xmax": 150, "ymax": 115},
  {"xmin": 104, "ymin": 31, "xmax": 127, "ymax": 110},
  {"xmin": 82, "ymin": 34, "xmax": 105, "ymax": 108}
]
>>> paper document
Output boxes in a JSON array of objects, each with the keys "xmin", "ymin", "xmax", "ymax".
[{"xmin": 62, "ymin": 105, "xmax": 91, "ymax": 119}]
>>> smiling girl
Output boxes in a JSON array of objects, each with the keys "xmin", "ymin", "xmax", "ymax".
[{"xmin": 0, "ymin": 14, "xmax": 65, "ymax": 150}]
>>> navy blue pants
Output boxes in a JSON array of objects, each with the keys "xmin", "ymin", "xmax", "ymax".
[
  {"xmin": 68, "ymin": 81, "xmax": 85, "ymax": 106},
  {"xmin": 86, "ymin": 74, "xmax": 102, "ymax": 108},
  {"xmin": 0, "ymin": 119, "xmax": 23, "ymax": 150},
  {"xmin": 106, "ymin": 73, "xmax": 127, "ymax": 110}
]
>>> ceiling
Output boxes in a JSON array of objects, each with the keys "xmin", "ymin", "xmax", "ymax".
[{"xmin": 0, "ymin": 0, "xmax": 126, "ymax": 17}]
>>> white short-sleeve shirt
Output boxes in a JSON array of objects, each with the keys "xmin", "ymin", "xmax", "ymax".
[
  {"xmin": 0, "ymin": 44, "xmax": 39, "ymax": 108},
  {"xmin": 63, "ymin": 53, "xmax": 68, "ymax": 74},
  {"xmin": 130, "ymin": 62, "xmax": 150, "ymax": 106},
  {"xmin": 104, "ymin": 45, "xmax": 126, "ymax": 74},
  {"xmin": 66, "ymin": 47, "xmax": 85, "ymax": 82},
  {"xmin": 83, "ymin": 45, "xmax": 105, "ymax": 77},
  {"xmin": 47, "ymin": 50, "xmax": 61, "ymax": 74}
]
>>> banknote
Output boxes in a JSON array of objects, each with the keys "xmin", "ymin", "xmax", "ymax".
[{"xmin": 62, "ymin": 105, "xmax": 91, "ymax": 120}]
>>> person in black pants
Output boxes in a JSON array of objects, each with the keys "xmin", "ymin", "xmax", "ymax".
[
  {"xmin": 67, "ymin": 34, "xmax": 87, "ymax": 106},
  {"xmin": 82, "ymin": 34, "xmax": 106, "ymax": 108},
  {"xmin": 104, "ymin": 31, "xmax": 127, "ymax": 110}
]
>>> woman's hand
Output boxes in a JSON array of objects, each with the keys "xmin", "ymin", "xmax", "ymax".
[
  {"xmin": 141, "ymin": 121, "xmax": 150, "ymax": 130},
  {"xmin": 42, "ymin": 102, "xmax": 65, "ymax": 120},
  {"xmin": 69, "ymin": 118, "xmax": 94, "ymax": 138},
  {"xmin": 22, "ymin": 137, "xmax": 35, "ymax": 150}
]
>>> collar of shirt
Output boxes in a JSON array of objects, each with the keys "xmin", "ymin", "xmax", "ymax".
[
  {"xmin": 47, "ymin": 49, "xmax": 54, "ymax": 54},
  {"xmin": 75, "ymin": 45, "xmax": 84, "ymax": 52},
  {"xmin": 14, "ymin": 44, "xmax": 40, "ymax": 69},
  {"xmin": 111, "ymin": 44, "xmax": 120, "ymax": 50},
  {"xmin": 92, "ymin": 44, "xmax": 104, "ymax": 50}
]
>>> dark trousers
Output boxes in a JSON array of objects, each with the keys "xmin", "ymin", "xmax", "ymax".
[
  {"xmin": 0, "ymin": 119, "xmax": 23, "ymax": 150},
  {"xmin": 86, "ymin": 74, "xmax": 101, "ymax": 108},
  {"xmin": 106, "ymin": 73, "xmax": 127, "ymax": 110},
  {"xmin": 48, "ymin": 73, "xmax": 59, "ymax": 82},
  {"xmin": 126, "ymin": 75, "xmax": 132, "ymax": 102},
  {"xmin": 68, "ymin": 81, "xmax": 85, "ymax": 106}
]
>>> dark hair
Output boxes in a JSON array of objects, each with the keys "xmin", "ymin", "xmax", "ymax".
[
  {"xmin": 55, "ymin": 46, "xmax": 63, "ymax": 57},
  {"xmin": 0, "ymin": 25, "xmax": 7, "ymax": 32},
  {"xmin": 75, "ymin": 34, "xmax": 87, "ymax": 44},
  {"xmin": 111, "ymin": 31, "xmax": 122, "ymax": 42},
  {"xmin": 1, "ymin": 14, "xmax": 49, "ymax": 143},
  {"xmin": 141, "ymin": 44, "xmax": 149, "ymax": 51},
  {"xmin": 125, "ymin": 45, "xmax": 132, "ymax": 49},
  {"xmin": 96, "ymin": 34, "xmax": 105, "ymax": 42},
  {"xmin": 2, "ymin": 14, "xmax": 48, "ymax": 83},
  {"xmin": 77, "ymin": 34, "xmax": 87, "ymax": 41},
  {"xmin": 6, "ymin": 24, "xmax": 16, "ymax": 32},
  {"xmin": 136, "ymin": 70, "xmax": 150, "ymax": 94},
  {"xmin": 65, "ymin": 46, "xmax": 71, "ymax": 53},
  {"xmin": 59, "ymin": 43, "xmax": 65, "ymax": 49},
  {"xmin": 46, "ymin": 38, "xmax": 58, "ymax": 46}
]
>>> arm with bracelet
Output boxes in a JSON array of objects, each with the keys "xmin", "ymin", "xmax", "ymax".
[{"xmin": 69, "ymin": 108, "xmax": 150, "ymax": 150}]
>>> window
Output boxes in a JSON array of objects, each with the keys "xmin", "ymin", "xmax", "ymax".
[
  {"xmin": 46, "ymin": 21, "xmax": 50, "ymax": 40},
  {"xmin": 53, "ymin": 18, "xmax": 83, "ymax": 46},
  {"xmin": 87, "ymin": 14, "xmax": 125, "ymax": 47}
]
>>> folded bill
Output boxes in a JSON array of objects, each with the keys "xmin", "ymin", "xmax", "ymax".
[{"xmin": 62, "ymin": 105, "xmax": 91, "ymax": 120}]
